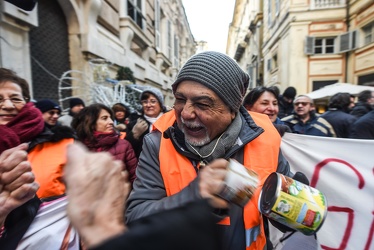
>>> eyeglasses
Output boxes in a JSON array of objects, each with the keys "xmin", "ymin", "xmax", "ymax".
[
  {"xmin": 0, "ymin": 97, "xmax": 25, "ymax": 106},
  {"xmin": 141, "ymin": 99, "xmax": 158, "ymax": 105},
  {"xmin": 294, "ymin": 102, "xmax": 310, "ymax": 106},
  {"xmin": 47, "ymin": 110, "xmax": 61, "ymax": 116}
]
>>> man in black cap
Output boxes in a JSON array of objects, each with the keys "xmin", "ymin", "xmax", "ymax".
[
  {"xmin": 278, "ymin": 86, "xmax": 297, "ymax": 119},
  {"xmin": 34, "ymin": 99, "xmax": 61, "ymax": 127},
  {"xmin": 58, "ymin": 97, "xmax": 85, "ymax": 127}
]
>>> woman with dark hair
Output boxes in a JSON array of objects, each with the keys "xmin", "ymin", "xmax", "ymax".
[
  {"xmin": 243, "ymin": 86, "xmax": 291, "ymax": 136},
  {"xmin": 112, "ymin": 102, "xmax": 131, "ymax": 132},
  {"xmin": 126, "ymin": 86, "xmax": 166, "ymax": 158},
  {"xmin": 243, "ymin": 86, "xmax": 283, "ymax": 124},
  {"xmin": 72, "ymin": 103, "xmax": 137, "ymax": 184}
]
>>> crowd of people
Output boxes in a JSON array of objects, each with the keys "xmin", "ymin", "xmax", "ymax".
[
  {"xmin": 243, "ymin": 85, "xmax": 373, "ymax": 139},
  {"xmin": 0, "ymin": 50, "xmax": 373, "ymax": 250}
]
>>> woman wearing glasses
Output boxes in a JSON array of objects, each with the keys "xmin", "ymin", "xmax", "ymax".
[
  {"xmin": 126, "ymin": 87, "xmax": 167, "ymax": 158},
  {"xmin": 0, "ymin": 68, "xmax": 78, "ymax": 249}
]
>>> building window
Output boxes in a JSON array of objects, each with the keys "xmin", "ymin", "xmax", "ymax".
[
  {"xmin": 315, "ymin": 37, "xmax": 335, "ymax": 54},
  {"xmin": 128, "ymin": 0, "xmax": 143, "ymax": 29},
  {"xmin": 312, "ymin": 80, "xmax": 338, "ymax": 91},
  {"xmin": 305, "ymin": 36, "xmax": 337, "ymax": 55},
  {"xmin": 358, "ymin": 73, "xmax": 374, "ymax": 85},
  {"xmin": 271, "ymin": 53, "xmax": 278, "ymax": 70},
  {"xmin": 363, "ymin": 22, "xmax": 374, "ymax": 45}
]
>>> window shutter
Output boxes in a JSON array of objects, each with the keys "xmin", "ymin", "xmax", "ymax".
[
  {"xmin": 275, "ymin": 0, "xmax": 280, "ymax": 16},
  {"xmin": 339, "ymin": 32, "xmax": 350, "ymax": 52},
  {"xmin": 305, "ymin": 36, "xmax": 315, "ymax": 55},
  {"xmin": 267, "ymin": 59, "xmax": 272, "ymax": 71},
  {"xmin": 155, "ymin": 0, "xmax": 160, "ymax": 50},
  {"xmin": 339, "ymin": 30, "xmax": 358, "ymax": 53},
  {"xmin": 174, "ymin": 35, "xmax": 179, "ymax": 68},
  {"xmin": 167, "ymin": 20, "xmax": 172, "ymax": 58},
  {"xmin": 351, "ymin": 30, "xmax": 358, "ymax": 50}
]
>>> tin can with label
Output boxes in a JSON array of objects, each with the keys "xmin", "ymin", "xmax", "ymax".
[
  {"xmin": 217, "ymin": 159, "xmax": 259, "ymax": 207},
  {"xmin": 259, "ymin": 172, "xmax": 327, "ymax": 235}
]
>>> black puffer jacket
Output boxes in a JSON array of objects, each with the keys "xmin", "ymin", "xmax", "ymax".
[{"xmin": 350, "ymin": 101, "xmax": 373, "ymax": 118}]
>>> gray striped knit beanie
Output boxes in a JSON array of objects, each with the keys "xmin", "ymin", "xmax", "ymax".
[{"xmin": 172, "ymin": 51, "xmax": 250, "ymax": 112}]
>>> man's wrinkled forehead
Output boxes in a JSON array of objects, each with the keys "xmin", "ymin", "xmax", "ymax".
[{"xmin": 294, "ymin": 95, "xmax": 313, "ymax": 104}]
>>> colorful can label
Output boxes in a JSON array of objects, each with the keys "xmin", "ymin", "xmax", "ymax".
[{"xmin": 259, "ymin": 172, "xmax": 327, "ymax": 235}]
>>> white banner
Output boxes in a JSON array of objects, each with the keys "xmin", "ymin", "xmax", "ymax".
[
  {"xmin": 281, "ymin": 133, "xmax": 374, "ymax": 250},
  {"xmin": 17, "ymin": 196, "xmax": 80, "ymax": 250}
]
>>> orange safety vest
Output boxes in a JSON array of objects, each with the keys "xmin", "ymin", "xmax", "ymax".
[
  {"xmin": 28, "ymin": 138, "xmax": 74, "ymax": 199},
  {"xmin": 119, "ymin": 132, "xmax": 127, "ymax": 140},
  {"xmin": 153, "ymin": 110, "xmax": 280, "ymax": 250}
]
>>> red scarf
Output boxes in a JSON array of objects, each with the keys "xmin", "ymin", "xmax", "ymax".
[
  {"xmin": 0, "ymin": 102, "xmax": 45, "ymax": 154},
  {"xmin": 84, "ymin": 131, "xmax": 119, "ymax": 152}
]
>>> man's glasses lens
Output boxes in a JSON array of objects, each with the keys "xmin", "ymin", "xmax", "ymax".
[{"xmin": 294, "ymin": 102, "xmax": 309, "ymax": 106}]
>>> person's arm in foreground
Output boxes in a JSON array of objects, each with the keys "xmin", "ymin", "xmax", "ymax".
[
  {"xmin": 64, "ymin": 143, "xmax": 130, "ymax": 248},
  {"xmin": 65, "ymin": 143, "xmax": 223, "ymax": 250},
  {"xmin": 0, "ymin": 144, "xmax": 39, "ymax": 227}
]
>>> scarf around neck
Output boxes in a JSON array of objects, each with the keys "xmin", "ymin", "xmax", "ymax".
[
  {"xmin": 0, "ymin": 102, "xmax": 45, "ymax": 154},
  {"xmin": 144, "ymin": 113, "xmax": 163, "ymax": 132},
  {"xmin": 84, "ymin": 131, "xmax": 119, "ymax": 152},
  {"xmin": 185, "ymin": 113, "xmax": 242, "ymax": 163}
]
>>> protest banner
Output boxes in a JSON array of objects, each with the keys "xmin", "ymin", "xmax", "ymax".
[{"xmin": 280, "ymin": 133, "xmax": 374, "ymax": 250}]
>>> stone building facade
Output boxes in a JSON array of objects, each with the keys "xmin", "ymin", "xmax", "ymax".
[
  {"xmin": 0, "ymin": 0, "xmax": 195, "ymax": 107},
  {"xmin": 227, "ymin": 0, "xmax": 374, "ymax": 99}
]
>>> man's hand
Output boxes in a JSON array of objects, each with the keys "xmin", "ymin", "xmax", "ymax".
[
  {"xmin": 64, "ymin": 143, "xmax": 131, "ymax": 248},
  {"xmin": 132, "ymin": 118, "xmax": 148, "ymax": 139},
  {"xmin": 199, "ymin": 159, "xmax": 229, "ymax": 209},
  {"xmin": 0, "ymin": 144, "xmax": 39, "ymax": 226}
]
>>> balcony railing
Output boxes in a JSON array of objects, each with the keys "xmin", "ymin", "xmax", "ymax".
[{"xmin": 311, "ymin": 0, "xmax": 345, "ymax": 10}]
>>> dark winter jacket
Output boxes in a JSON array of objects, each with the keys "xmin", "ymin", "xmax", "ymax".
[
  {"xmin": 320, "ymin": 109, "xmax": 357, "ymax": 138},
  {"xmin": 85, "ymin": 132, "xmax": 138, "ymax": 184},
  {"xmin": 125, "ymin": 113, "xmax": 151, "ymax": 158},
  {"xmin": 108, "ymin": 139, "xmax": 138, "ymax": 184},
  {"xmin": 350, "ymin": 101, "xmax": 373, "ymax": 118},
  {"xmin": 278, "ymin": 95, "xmax": 294, "ymax": 119},
  {"xmin": 281, "ymin": 111, "xmax": 336, "ymax": 137},
  {"xmin": 349, "ymin": 110, "xmax": 374, "ymax": 139},
  {"xmin": 92, "ymin": 200, "xmax": 222, "ymax": 250}
]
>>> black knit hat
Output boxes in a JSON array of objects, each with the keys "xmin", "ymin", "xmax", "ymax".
[
  {"xmin": 35, "ymin": 99, "xmax": 61, "ymax": 113},
  {"xmin": 283, "ymin": 87, "xmax": 297, "ymax": 99},
  {"xmin": 172, "ymin": 51, "xmax": 250, "ymax": 112},
  {"xmin": 69, "ymin": 98, "xmax": 85, "ymax": 109}
]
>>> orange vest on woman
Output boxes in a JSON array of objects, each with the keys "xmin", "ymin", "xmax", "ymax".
[
  {"xmin": 28, "ymin": 138, "xmax": 74, "ymax": 199},
  {"xmin": 153, "ymin": 110, "xmax": 280, "ymax": 250}
]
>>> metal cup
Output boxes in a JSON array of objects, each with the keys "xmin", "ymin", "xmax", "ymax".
[{"xmin": 217, "ymin": 159, "xmax": 259, "ymax": 207}]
